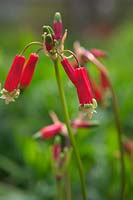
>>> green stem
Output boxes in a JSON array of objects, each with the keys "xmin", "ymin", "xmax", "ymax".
[
  {"xmin": 53, "ymin": 60, "xmax": 87, "ymax": 200},
  {"xmin": 109, "ymin": 83, "xmax": 126, "ymax": 200},
  {"xmin": 65, "ymin": 171, "xmax": 71, "ymax": 200},
  {"xmin": 20, "ymin": 41, "xmax": 43, "ymax": 55},
  {"xmin": 57, "ymin": 179, "xmax": 63, "ymax": 200},
  {"xmin": 88, "ymin": 54, "xmax": 126, "ymax": 200}
]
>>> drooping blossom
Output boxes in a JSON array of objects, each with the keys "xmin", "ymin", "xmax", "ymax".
[
  {"xmin": 99, "ymin": 70, "xmax": 110, "ymax": 90},
  {"xmin": 89, "ymin": 76, "xmax": 103, "ymax": 103},
  {"xmin": 61, "ymin": 58, "xmax": 97, "ymax": 118},
  {"xmin": 61, "ymin": 58, "xmax": 76, "ymax": 84},
  {"xmin": 74, "ymin": 67, "xmax": 93, "ymax": 105},
  {"xmin": 4, "ymin": 55, "xmax": 25, "ymax": 92},
  {"xmin": 0, "ymin": 55, "xmax": 25, "ymax": 104},
  {"xmin": 20, "ymin": 53, "xmax": 39, "ymax": 88}
]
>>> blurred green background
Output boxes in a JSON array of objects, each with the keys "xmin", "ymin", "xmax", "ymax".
[{"xmin": 0, "ymin": 0, "xmax": 133, "ymax": 199}]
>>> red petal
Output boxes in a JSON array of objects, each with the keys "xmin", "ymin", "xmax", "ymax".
[{"xmin": 4, "ymin": 55, "xmax": 25, "ymax": 92}]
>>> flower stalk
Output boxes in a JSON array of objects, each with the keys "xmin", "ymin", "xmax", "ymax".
[
  {"xmin": 86, "ymin": 53, "xmax": 125, "ymax": 200},
  {"xmin": 53, "ymin": 59, "xmax": 87, "ymax": 200}
]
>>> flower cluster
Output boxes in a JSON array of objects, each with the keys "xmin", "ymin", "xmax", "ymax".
[
  {"xmin": 0, "ymin": 12, "xmax": 98, "ymax": 120},
  {"xmin": 0, "ymin": 53, "xmax": 39, "ymax": 104},
  {"xmin": 33, "ymin": 111, "xmax": 99, "ymax": 140}
]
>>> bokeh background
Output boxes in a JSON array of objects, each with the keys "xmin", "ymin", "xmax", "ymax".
[{"xmin": 0, "ymin": 0, "xmax": 133, "ymax": 199}]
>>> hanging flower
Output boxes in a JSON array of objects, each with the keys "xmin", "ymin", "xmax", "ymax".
[
  {"xmin": 99, "ymin": 70, "xmax": 110, "ymax": 90},
  {"xmin": 61, "ymin": 58, "xmax": 97, "ymax": 118},
  {"xmin": 61, "ymin": 58, "xmax": 76, "ymax": 84},
  {"xmin": 20, "ymin": 53, "xmax": 39, "ymax": 88},
  {"xmin": 0, "ymin": 55, "xmax": 25, "ymax": 104},
  {"xmin": 74, "ymin": 68, "xmax": 97, "ymax": 118},
  {"xmin": 89, "ymin": 77, "xmax": 103, "ymax": 103},
  {"xmin": 53, "ymin": 12, "xmax": 62, "ymax": 40}
]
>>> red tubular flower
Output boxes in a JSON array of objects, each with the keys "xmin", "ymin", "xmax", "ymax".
[
  {"xmin": 61, "ymin": 58, "xmax": 76, "ymax": 84},
  {"xmin": 100, "ymin": 70, "xmax": 110, "ymax": 90},
  {"xmin": 124, "ymin": 140, "xmax": 133, "ymax": 154},
  {"xmin": 75, "ymin": 68, "xmax": 93, "ymax": 105},
  {"xmin": 61, "ymin": 59, "xmax": 97, "ymax": 117},
  {"xmin": 71, "ymin": 120, "xmax": 90, "ymax": 128},
  {"xmin": 20, "ymin": 53, "xmax": 39, "ymax": 88},
  {"xmin": 71, "ymin": 120, "xmax": 99, "ymax": 129},
  {"xmin": 39, "ymin": 123, "xmax": 63, "ymax": 139},
  {"xmin": 90, "ymin": 79, "xmax": 103, "ymax": 103},
  {"xmin": 53, "ymin": 12, "xmax": 62, "ymax": 40},
  {"xmin": 89, "ymin": 48, "xmax": 107, "ymax": 58},
  {"xmin": 87, "ymin": 71, "xmax": 103, "ymax": 103},
  {"xmin": 4, "ymin": 55, "xmax": 25, "ymax": 92}
]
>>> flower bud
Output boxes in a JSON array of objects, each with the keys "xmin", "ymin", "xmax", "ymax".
[
  {"xmin": 45, "ymin": 34, "xmax": 54, "ymax": 51},
  {"xmin": 53, "ymin": 12, "xmax": 62, "ymax": 40},
  {"xmin": 43, "ymin": 25, "xmax": 54, "ymax": 35}
]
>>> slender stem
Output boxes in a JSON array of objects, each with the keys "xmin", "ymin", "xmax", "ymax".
[
  {"xmin": 61, "ymin": 49, "xmax": 80, "ymax": 68},
  {"xmin": 20, "ymin": 41, "xmax": 43, "ymax": 55},
  {"xmin": 109, "ymin": 82, "xmax": 126, "ymax": 200},
  {"xmin": 64, "ymin": 171, "xmax": 71, "ymax": 200},
  {"xmin": 56, "ymin": 179, "xmax": 63, "ymax": 200},
  {"xmin": 53, "ymin": 60, "xmax": 87, "ymax": 200},
  {"xmin": 87, "ymin": 54, "xmax": 126, "ymax": 200}
]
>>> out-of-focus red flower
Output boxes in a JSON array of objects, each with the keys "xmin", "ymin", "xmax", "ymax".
[
  {"xmin": 99, "ymin": 70, "xmax": 110, "ymax": 90},
  {"xmin": 4, "ymin": 55, "xmax": 25, "ymax": 92},
  {"xmin": 90, "ymin": 78, "xmax": 103, "ymax": 103},
  {"xmin": 71, "ymin": 120, "xmax": 90, "ymax": 128},
  {"xmin": 53, "ymin": 12, "xmax": 62, "ymax": 40},
  {"xmin": 89, "ymin": 49, "xmax": 107, "ymax": 58},
  {"xmin": 124, "ymin": 140, "xmax": 133, "ymax": 154},
  {"xmin": 20, "ymin": 53, "xmax": 39, "ymax": 88},
  {"xmin": 38, "ymin": 122, "xmax": 63, "ymax": 139}
]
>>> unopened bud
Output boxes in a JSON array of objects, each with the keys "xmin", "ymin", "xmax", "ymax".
[{"xmin": 43, "ymin": 25, "xmax": 54, "ymax": 35}]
